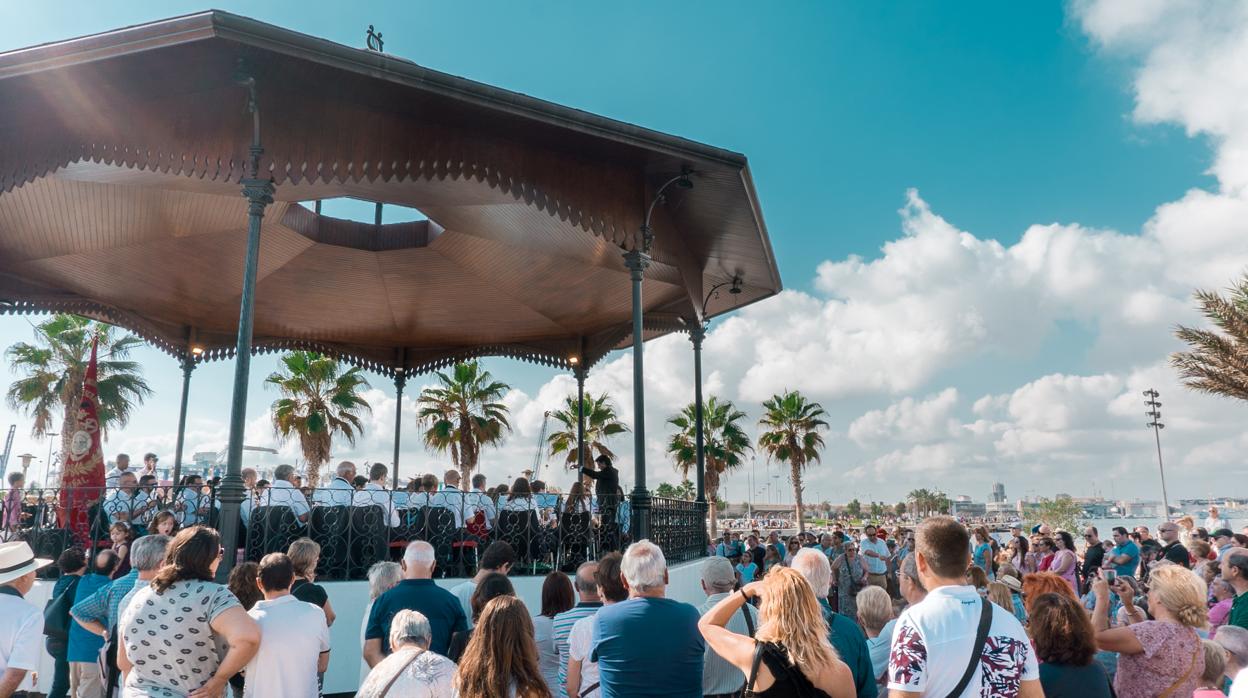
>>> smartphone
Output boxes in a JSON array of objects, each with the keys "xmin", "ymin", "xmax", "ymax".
[{"xmin": 1104, "ymin": 569, "xmax": 1117, "ymax": 583}]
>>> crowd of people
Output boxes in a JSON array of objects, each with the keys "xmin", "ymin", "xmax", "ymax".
[
  {"xmin": 0, "ymin": 511, "xmax": 1240, "ymax": 697},
  {"xmin": 4, "ymin": 447, "xmax": 1248, "ymax": 698}
]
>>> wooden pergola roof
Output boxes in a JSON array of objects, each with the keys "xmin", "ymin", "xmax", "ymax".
[{"xmin": 0, "ymin": 11, "xmax": 781, "ymax": 377}]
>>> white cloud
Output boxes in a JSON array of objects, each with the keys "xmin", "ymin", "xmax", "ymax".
[{"xmin": 848, "ymin": 388, "xmax": 960, "ymax": 447}]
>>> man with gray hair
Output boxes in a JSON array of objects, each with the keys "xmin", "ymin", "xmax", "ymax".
[
  {"xmin": 71, "ymin": 534, "xmax": 171, "ymax": 638},
  {"xmin": 261, "ymin": 463, "xmax": 312, "ymax": 524},
  {"xmin": 72, "ymin": 534, "xmax": 171, "ymax": 695},
  {"xmin": 791, "ymin": 547, "xmax": 878, "ymax": 698},
  {"xmin": 590, "ymin": 539, "xmax": 703, "ymax": 696},
  {"xmin": 312, "ymin": 460, "xmax": 357, "ymax": 506},
  {"xmin": 553, "ymin": 561, "xmax": 601, "ymax": 690},
  {"xmin": 1216, "ymin": 625, "xmax": 1248, "ymax": 693},
  {"xmin": 363, "ymin": 541, "xmax": 466, "ymax": 667},
  {"xmin": 698, "ymin": 557, "xmax": 757, "ymax": 697}
]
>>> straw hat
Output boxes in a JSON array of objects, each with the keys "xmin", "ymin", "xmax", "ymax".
[
  {"xmin": 999, "ymin": 574, "xmax": 1023, "ymax": 594},
  {"xmin": 0, "ymin": 541, "xmax": 52, "ymax": 585}
]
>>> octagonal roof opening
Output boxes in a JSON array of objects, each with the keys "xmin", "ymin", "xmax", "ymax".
[{"xmin": 300, "ymin": 197, "xmax": 428, "ymax": 224}]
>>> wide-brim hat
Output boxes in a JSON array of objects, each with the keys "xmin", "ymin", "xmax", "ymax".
[
  {"xmin": 999, "ymin": 575, "xmax": 1023, "ymax": 593},
  {"xmin": 0, "ymin": 541, "xmax": 52, "ymax": 585}
]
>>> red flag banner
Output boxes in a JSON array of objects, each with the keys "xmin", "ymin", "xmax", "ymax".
[{"xmin": 59, "ymin": 336, "xmax": 106, "ymax": 546}]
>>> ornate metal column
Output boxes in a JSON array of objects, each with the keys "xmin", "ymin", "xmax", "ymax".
[
  {"xmin": 219, "ymin": 65, "xmax": 274, "ymax": 579},
  {"xmin": 170, "ymin": 354, "xmax": 197, "ymax": 488},
  {"xmin": 575, "ymin": 365, "xmax": 586, "ymax": 471},
  {"xmin": 689, "ymin": 324, "xmax": 707, "ymax": 506},
  {"xmin": 624, "ymin": 248, "xmax": 652, "ymax": 542},
  {"xmin": 392, "ymin": 370, "xmax": 406, "ymax": 489}
]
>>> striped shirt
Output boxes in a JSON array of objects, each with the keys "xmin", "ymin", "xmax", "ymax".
[
  {"xmin": 71, "ymin": 568, "xmax": 140, "ymax": 633},
  {"xmin": 553, "ymin": 601, "xmax": 602, "ymax": 692},
  {"xmin": 698, "ymin": 592, "xmax": 758, "ymax": 695}
]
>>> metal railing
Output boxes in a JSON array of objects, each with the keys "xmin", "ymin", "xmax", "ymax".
[{"xmin": 1, "ymin": 485, "xmax": 709, "ymax": 579}]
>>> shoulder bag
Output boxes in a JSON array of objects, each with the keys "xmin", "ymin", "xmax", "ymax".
[
  {"xmin": 43, "ymin": 574, "xmax": 81, "ymax": 640},
  {"xmin": 944, "ymin": 596, "xmax": 993, "ymax": 698},
  {"xmin": 1157, "ymin": 634, "xmax": 1202, "ymax": 698},
  {"xmin": 377, "ymin": 649, "xmax": 424, "ymax": 698}
]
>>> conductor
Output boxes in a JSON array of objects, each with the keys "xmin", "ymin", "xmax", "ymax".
[{"xmin": 581, "ymin": 454, "xmax": 620, "ymax": 550}]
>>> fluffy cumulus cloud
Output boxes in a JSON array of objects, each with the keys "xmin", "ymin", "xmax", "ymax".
[{"xmin": 8, "ymin": 1, "xmax": 1248, "ymax": 504}]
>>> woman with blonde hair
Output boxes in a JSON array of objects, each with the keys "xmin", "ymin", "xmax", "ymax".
[
  {"xmin": 454, "ymin": 595, "xmax": 548, "ymax": 698},
  {"xmin": 1093, "ymin": 565, "xmax": 1208, "ymax": 697},
  {"xmin": 986, "ymin": 581, "xmax": 1015, "ymax": 616},
  {"xmin": 699, "ymin": 566, "xmax": 854, "ymax": 697},
  {"xmin": 287, "ymin": 537, "xmax": 336, "ymax": 626}
]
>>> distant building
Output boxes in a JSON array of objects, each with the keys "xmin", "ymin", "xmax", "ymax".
[
  {"xmin": 991, "ymin": 482, "xmax": 1006, "ymax": 504},
  {"xmin": 951, "ymin": 495, "xmax": 987, "ymax": 518}
]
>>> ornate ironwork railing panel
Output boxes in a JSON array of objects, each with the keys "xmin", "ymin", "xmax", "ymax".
[{"xmin": 1, "ymin": 484, "xmax": 707, "ymax": 579}]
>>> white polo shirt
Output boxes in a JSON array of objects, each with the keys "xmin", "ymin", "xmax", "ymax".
[
  {"xmin": 0, "ymin": 587, "xmax": 44, "ymax": 692},
  {"xmin": 311, "ymin": 476, "xmax": 355, "ymax": 506},
  {"xmin": 259, "ymin": 480, "xmax": 311, "ymax": 522},
  {"xmin": 352, "ymin": 482, "xmax": 400, "ymax": 527},
  {"xmin": 243, "ymin": 594, "xmax": 330, "ymax": 698},
  {"xmin": 888, "ymin": 585, "xmax": 1037, "ymax": 697}
]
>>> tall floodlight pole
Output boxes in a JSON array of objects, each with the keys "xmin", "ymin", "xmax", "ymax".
[
  {"xmin": 1144, "ymin": 389, "xmax": 1170, "ymax": 520},
  {"xmin": 219, "ymin": 62, "xmax": 275, "ymax": 579}
]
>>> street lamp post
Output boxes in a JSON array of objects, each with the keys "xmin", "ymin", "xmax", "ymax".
[
  {"xmin": 45, "ymin": 433, "xmax": 58, "ymax": 487},
  {"xmin": 1144, "ymin": 388, "xmax": 1170, "ymax": 519}
]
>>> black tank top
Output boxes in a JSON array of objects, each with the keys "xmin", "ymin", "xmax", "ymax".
[{"xmin": 745, "ymin": 641, "xmax": 832, "ymax": 698}]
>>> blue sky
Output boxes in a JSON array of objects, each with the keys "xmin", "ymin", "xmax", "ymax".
[{"xmin": 2, "ymin": 1, "xmax": 1244, "ymax": 504}]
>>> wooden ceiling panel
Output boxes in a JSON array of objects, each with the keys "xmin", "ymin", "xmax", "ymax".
[{"xmin": 0, "ymin": 11, "xmax": 781, "ymax": 372}]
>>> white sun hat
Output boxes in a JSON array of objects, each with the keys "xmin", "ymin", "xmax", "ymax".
[{"xmin": 0, "ymin": 541, "xmax": 52, "ymax": 586}]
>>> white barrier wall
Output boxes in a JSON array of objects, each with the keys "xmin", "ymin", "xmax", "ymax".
[
  {"xmin": 323, "ymin": 556, "xmax": 712, "ymax": 694},
  {"xmin": 25, "ymin": 556, "xmax": 712, "ymax": 696}
]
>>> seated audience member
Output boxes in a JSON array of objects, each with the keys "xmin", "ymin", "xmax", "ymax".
[
  {"xmin": 357, "ymin": 610, "xmax": 456, "ymax": 698},
  {"xmin": 258, "ymin": 464, "xmax": 311, "ymax": 524},
  {"xmin": 351, "ymin": 462, "xmax": 401, "ymax": 527},
  {"xmin": 312, "ymin": 461, "xmax": 357, "ymax": 506}
]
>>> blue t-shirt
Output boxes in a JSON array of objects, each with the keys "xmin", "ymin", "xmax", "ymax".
[
  {"xmin": 974, "ymin": 542, "xmax": 993, "ymax": 573},
  {"xmin": 736, "ymin": 562, "xmax": 758, "ymax": 583},
  {"xmin": 1110, "ymin": 541, "xmax": 1140, "ymax": 576},
  {"xmin": 591, "ymin": 597, "xmax": 704, "ymax": 697},
  {"xmin": 67, "ymin": 573, "xmax": 112, "ymax": 662},
  {"xmin": 365, "ymin": 579, "xmax": 467, "ymax": 656}
]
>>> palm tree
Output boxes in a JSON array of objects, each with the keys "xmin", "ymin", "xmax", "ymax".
[
  {"xmin": 416, "ymin": 360, "xmax": 512, "ymax": 484},
  {"xmin": 5, "ymin": 314, "xmax": 151, "ymax": 473},
  {"xmin": 756, "ymin": 390, "xmax": 828, "ymax": 534},
  {"xmin": 666, "ymin": 396, "xmax": 753, "ymax": 536},
  {"xmin": 1172, "ymin": 274, "xmax": 1248, "ymax": 402},
  {"xmin": 546, "ymin": 392, "xmax": 628, "ymax": 468},
  {"xmin": 266, "ymin": 351, "xmax": 372, "ymax": 487}
]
